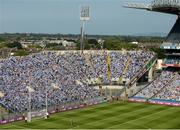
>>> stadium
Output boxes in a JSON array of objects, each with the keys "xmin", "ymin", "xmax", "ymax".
[{"xmin": 0, "ymin": 0, "xmax": 180, "ymax": 129}]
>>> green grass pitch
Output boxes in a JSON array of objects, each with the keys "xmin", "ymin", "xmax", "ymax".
[{"xmin": 1, "ymin": 101, "xmax": 180, "ymax": 129}]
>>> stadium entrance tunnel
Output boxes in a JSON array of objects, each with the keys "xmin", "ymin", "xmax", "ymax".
[{"xmin": 94, "ymin": 85, "xmax": 124, "ymax": 100}]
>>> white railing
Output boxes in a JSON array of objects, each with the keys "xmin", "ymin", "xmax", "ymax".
[
  {"xmin": 123, "ymin": 3, "xmax": 151, "ymax": 10},
  {"xmin": 151, "ymin": 0, "xmax": 180, "ymax": 8},
  {"xmin": 124, "ymin": 0, "xmax": 180, "ymax": 10}
]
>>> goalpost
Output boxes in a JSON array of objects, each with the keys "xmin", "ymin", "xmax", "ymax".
[
  {"xmin": 26, "ymin": 86, "xmax": 49, "ymax": 122},
  {"xmin": 26, "ymin": 109, "xmax": 48, "ymax": 122},
  {"xmin": 26, "ymin": 83, "xmax": 60, "ymax": 122}
]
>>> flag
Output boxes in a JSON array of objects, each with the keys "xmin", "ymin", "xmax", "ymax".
[
  {"xmin": 0, "ymin": 91, "xmax": 4, "ymax": 98},
  {"xmin": 51, "ymin": 83, "xmax": 59, "ymax": 90},
  {"xmin": 27, "ymin": 86, "xmax": 34, "ymax": 93}
]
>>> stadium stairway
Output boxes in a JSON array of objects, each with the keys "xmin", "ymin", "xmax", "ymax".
[
  {"xmin": 131, "ymin": 79, "xmax": 156, "ymax": 98},
  {"xmin": 0, "ymin": 106, "xmax": 9, "ymax": 115},
  {"xmin": 119, "ymin": 57, "xmax": 131, "ymax": 83},
  {"xmin": 131, "ymin": 72, "xmax": 161, "ymax": 98},
  {"xmin": 128, "ymin": 55, "xmax": 157, "ymax": 87},
  {"xmin": 83, "ymin": 53, "xmax": 102, "ymax": 84},
  {"xmin": 0, "ymin": 103, "xmax": 14, "ymax": 113},
  {"xmin": 106, "ymin": 53, "xmax": 112, "ymax": 81},
  {"xmin": 150, "ymin": 72, "xmax": 178, "ymax": 99},
  {"xmin": 84, "ymin": 53, "xmax": 97, "ymax": 76}
]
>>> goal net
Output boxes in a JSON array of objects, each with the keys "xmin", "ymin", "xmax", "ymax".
[{"xmin": 27, "ymin": 109, "xmax": 48, "ymax": 122}]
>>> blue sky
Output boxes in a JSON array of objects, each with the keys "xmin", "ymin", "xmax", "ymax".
[{"xmin": 0, "ymin": 0, "xmax": 177, "ymax": 35}]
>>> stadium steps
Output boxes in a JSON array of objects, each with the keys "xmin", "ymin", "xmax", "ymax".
[
  {"xmin": 150, "ymin": 73, "xmax": 178, "ymax": 99},
  {"xmin": 106, "ymin": 53, "xmax": 112, "ymax": 81},
  {"xmin": 84, "ymin": 53, "xmax": 97, "ymax": 74},
  {"xmin": 119, "ymin": 57, "xmax": 131, "ymax": 83},
  {"xmin": 0, "ymin": 106, "xmax": 7, "ymax": 114},
  {"xmin": 0, "ymin": 103, "xmax": 13, "ymax": 114},
  {"xmin": 131, "ymin": 78, "xmax": 157, "ymax": 98},
  {"xmin": 131, "ymin": 72, "xmax": 161, "ymax": 97},
  {"xmin": 83, "ymin": 53, "xmax": 101, "ymax": 83},
  {"xmin": 128, "ymin": 55, "xmax": 157, "ymax": 87}
]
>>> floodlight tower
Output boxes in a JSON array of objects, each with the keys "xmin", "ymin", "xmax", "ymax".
[{"xmin": 80, "ymin": 6, "xmax": 90, "ymax": 54}]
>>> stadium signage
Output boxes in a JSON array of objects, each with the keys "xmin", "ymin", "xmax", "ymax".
[
  {"xmin": 129, "ymin": 98, "xmax": 180, "ymax": 107},
  {"xmin": 0, "ymin": 98, "xmax": 106, "ymax": 125},
  {"xmin": 161, "ymin": 63, "xmax": 180, "ymax": 67},
  {"xmin": 0, "ymin": 116, "xmax": 24, "ymax": 125},
  {"xmin": 149, "ymin": 100, "xmax": 180, "ymax": 107},
  {"xmin": 129, "ymin": 98, "xmax": 146, "ymax": 102}
]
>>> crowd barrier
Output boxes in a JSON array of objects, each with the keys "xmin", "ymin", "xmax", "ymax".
[
  {"xmin": 129, "ymin": 97, "xmax": 180, "ymax": 106},
  {"xmin": 0, "ymin": 97, "xmax": 107, "ymax": 125},
  {"xmin": 149, "ymin": 99, "xmax": 180, "ymax": 107},
  {"xmin": 0, "ymin": 115, "xmax": 24, "ymax": 125},
  {"xmin": 128, "ymin": 97, "xmax": 147, "ymax": 103}
]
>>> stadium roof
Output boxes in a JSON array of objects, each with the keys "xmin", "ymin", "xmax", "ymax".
[
  {"xmin": 124, "ymin": 0, "xmax": 180, "ymax": 47},
  {"xmin": 123, "ymin": 0, "xmax": 180, "ymax": 15}
]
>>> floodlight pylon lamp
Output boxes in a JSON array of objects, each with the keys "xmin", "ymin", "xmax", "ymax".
[
  {"xmin": 79, "ymin": 5, "xmax": 90, "ymax": 54},
  {"xmin": 80, "ymin": 6, "xmax": 90, "ymax": 21}
]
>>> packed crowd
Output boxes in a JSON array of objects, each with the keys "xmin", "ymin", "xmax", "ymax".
[
  {"xmin": 0, "ymin": 50, "xmax": 154, "ymax": 112},
  {"xmin": 90, "ymin": 51, "xmax": 109, "ymax": 84},
  {"xmin": 109, "ymin": 51, "xmax": 154, "ymax": 80},
  {"xmin": 0, "ymin": 52, "xmax": 99, "ymax": 112},
  {"xmin": 124, "ymin": 51, "xmax": 154, "ymax": 79},
  {"xmin": 155, "ymin": 73, "xmax": 180, "ymax": 101},
  {"xmin": 110, "ymin": 52, "xmax": 128, "ymax": 80},
  {"xmin": 135, "ymin": 70, "xmax": 180, "ymax": 101}
]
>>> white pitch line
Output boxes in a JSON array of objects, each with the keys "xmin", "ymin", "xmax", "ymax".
[
  {"xmin": 107, "ymin": 107, "xmax": 175, "ymax": 129},
  {"xmin": 78, "ymin": 104, "xmax": 155, "ymax": 127}
]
